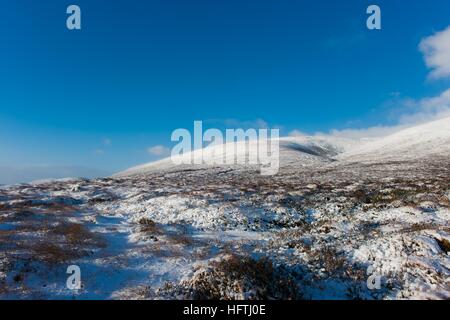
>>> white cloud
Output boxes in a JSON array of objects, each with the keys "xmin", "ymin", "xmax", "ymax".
[
  {"xmin": 398, "ymin": 89, "xmax": 450, "ymax": 124},
  {"xmin": 320, "ymin": 90, "xmax": 450, "ymax": 140},
  {"xmin": 288, "ymin": 129, "xmax": 309, "ymax": 137},
  {"xmin": 420, "ymin": 25, "xmax": 450, "ymax": 80},
  {"xmin": 147, "ymin": 145, "xmax": 170, "ymax": 156},
  {"xmin": 312, "ymin": 26, "xmax": 450, "ymax": 139},
  {"xmin": 103, "ymin": 138, "xmax": 112, "ymax": 146},
  {"xmin": 324, "ymin": 125, "xmax": 407, "ymax": 139}
]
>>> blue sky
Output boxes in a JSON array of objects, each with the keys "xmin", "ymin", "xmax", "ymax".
[{"xmin": 1, "ymin": 0, "xmax": 450, "ymax": 181}]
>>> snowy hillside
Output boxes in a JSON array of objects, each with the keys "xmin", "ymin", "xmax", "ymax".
[
  {"xmin": 339, "ymin": 117, "xmax": 450, "ymax": 162},
  {"xmin": 0, "ymin": 118, "xmax": 449, "ymax": 300},
  {"xmin": 116, "ymin": 136, "xmax": 361, "ymax": 177},
  {"xmin": 117, "ymin": 117, "xmax": 450, "ymax": 178}
]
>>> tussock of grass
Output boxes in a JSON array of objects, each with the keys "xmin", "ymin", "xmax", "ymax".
[
  {"xmin": 159, "ymin": 254, "xmax": 300, "ymax": 300},
  {"xmin": 31, "ymin": 242, "xmax": 86, "ymax": 264},
  {"xmin": 52, "ymin": 222, "xmax": 106, "ymax": 247}
]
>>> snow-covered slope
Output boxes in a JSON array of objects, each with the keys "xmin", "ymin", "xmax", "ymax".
[
  {"xmin": 1, "ymin": 118, "xmax": 450, "ymax": 300},
  {"xmin": 338, "ymin": 117, "xmax": 450, "ymax": 162},
  {"xmin": 116, "ymin": 117, "xmax": 450, "ymax": 177},
  {"xmin": 115, "ymin": 136, "xmax": 360, "ymax": 177}
]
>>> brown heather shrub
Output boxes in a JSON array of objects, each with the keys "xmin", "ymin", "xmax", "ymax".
[
  {"xmin": 52, "ymin": 222, "xmax": 107, "ymax": 247},
  {"xmin": 31, "ymin": 242, "xmax": 86, "ymax": 264},
  {"xmin": 167, "ymin": 254, "xmax": 300, "ymax": 300},
  {"xmin": 138, "ymin": 218, "xmax": 161, "ymax": 234}
]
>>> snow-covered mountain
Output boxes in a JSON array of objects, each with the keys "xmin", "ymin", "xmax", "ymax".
[
  {"xmin": 116, "ymin": 117, "xmax": 450, "ymax": 177},
  {"xmin": 338, "ymin": 117, "xmax": 450, "ymax": 162},
  {"xmin": 115, "ymin": 136, "xmax": 360, "ymax": 177},
  {"xmin": 1, "ymin": 117, "xmax": 449, "ymax": 300}
]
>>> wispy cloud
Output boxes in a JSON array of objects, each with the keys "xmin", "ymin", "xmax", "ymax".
[
  {"xmin": 397, "ymin": 89, "xmax": 450, "ymax": 124},
  {"xmin": 93, "ymin": 149, "xmax": 105, "ymax": 155},
  {"xmin": 321, "ymin": 92, "xmax": 450, "ymax": 140},
  {"xmin": 420, "ymin": 25, "xmax": 450, "ymax": 80},
  {"xmin": 294, "ymin": 25, "xmax": 450, "ymax": 140},
  {"xmin": 147, "ymin": 145, "xmax": 170, "ymax": 157},
  {"xmin": 92, "ymin": 138, "xmax": 112, "ymax": 155},
  {"xmin": 308, "ymin": 126, "xmax": 407, "ymax": 140},
  {"xmin": 288, "ymin": 129, "xmax": 309, "ymax": 137}
]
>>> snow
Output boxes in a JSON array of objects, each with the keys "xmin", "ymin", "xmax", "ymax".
[
  {"xmin": 117, "ymin": 117, "xmax": 450, "ymax": 177},
  {"xmin": 0, "ymin": 118, "xmax": 449, "ymax": 299},
  {"xmin": 338, "ymin": 116, "xmax": 450, "ymax": 162},
  {"xmin": 115, "ymin": 136, "xmax": 361, "ymax": 177}
]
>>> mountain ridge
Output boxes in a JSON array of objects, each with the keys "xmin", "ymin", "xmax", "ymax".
[{"xmin": 116, "ymin": 117, "xmax": 450, "ymax": 177}]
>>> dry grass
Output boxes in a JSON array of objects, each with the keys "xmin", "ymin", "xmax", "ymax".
[
  {"xmin": 31, "ymin": 242, "xmax": 86, "ymax": 264},
  {"xmin": 52, "ymin": 222, "xmax": 107, "ymax": 247},
  {"xmin": 1, "ymin": 220, "xmax": 106, "ymax": 267},
  {"xmin": 161, "ymin": 254, "xmax": 300, "ymax": 300},
  {"xmin": 24, "ymin": 223, "xmax": 106, "ymax": 265},
  {"xmin": 401, "ymin": 223, "xmax": 438, "ymax": 234},
  {"xmin": 138, "ymin": 218, "xmax": 161, "ymax": 234},
  {"xmin": 308, "ymin": 245, "xmax": 367, "ymax": 285},
  {"xmin": 309, "ymin": 246, "xmax": 346, "ymax": 275}
]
